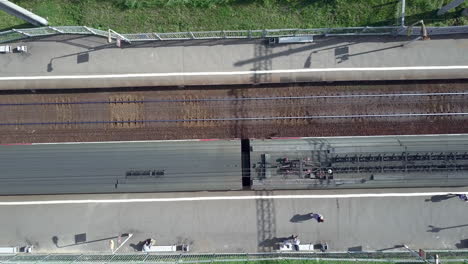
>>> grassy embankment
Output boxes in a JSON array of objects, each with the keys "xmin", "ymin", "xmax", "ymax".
[
  {"xmin": 0, "ymin": 0, "xmax": 467, "ymax": 33},
  {"xmin": 210, "ymin": 260, "xmax": 467, "ymax": 264}
]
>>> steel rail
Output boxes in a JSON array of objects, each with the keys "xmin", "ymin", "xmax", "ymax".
[
  {"xmin": 1, "ymin": 112, "xmax": 467, "ymax": 126},
  {"xmin": 0, "ymin": 92, "xmax": 466, "ymax": 106}
]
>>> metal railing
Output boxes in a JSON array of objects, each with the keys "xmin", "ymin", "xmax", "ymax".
[
  {"xmin": 0, "ymin": 251, "xmax": 467, "ymax": 264},
  {"xmin": 1, "ymin": 25, "xmax": 468, "ymax": 44}
]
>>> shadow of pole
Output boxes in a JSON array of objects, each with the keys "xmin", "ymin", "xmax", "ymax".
[
  {"xmin": 427, "ymin": 224, "xmax": 468, "ymax": 233},
  {"xmin": 250, "ymin": 41, "xmax": 272, "ymax": 84},
  {"xmin": 0, "ymin": 23, "xmax": 33, "ymax": 32},
  {"xmin": 52, "ymin": 235, "xmax": 119, "ymax": 248}
]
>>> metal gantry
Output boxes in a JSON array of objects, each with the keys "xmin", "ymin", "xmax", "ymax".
[{"xmin": 255, "ymin": 151, "xmax": 468, "ymax": 180}]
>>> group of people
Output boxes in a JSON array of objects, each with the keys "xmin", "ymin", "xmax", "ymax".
[
  {"xmin": 279, "ymin": 212, "xmax": 326, "ymax": 251},
  {"xmin": 142, "ymin": 238, "xmax": 155, "ymax": 252},
  {"xmin": 281, "ymin": 234, "xmax": 327, "ymax": 252}
]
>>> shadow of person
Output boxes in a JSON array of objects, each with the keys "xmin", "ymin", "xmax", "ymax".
[
  {"xmin": 52, "ymin": 236, "xmax": 59, "ymax": 248},
  {"xmin": 290, "ymin": 213, "xmax": 313, "ymax": 223},
  {"xmin": 258, "ymin": 236, "xmax": 290, "ymax": 248},
  {"xmin": 129, "ymin": 241, "xmax": 145, "ymax": 252},
  {"xmin": 456, "ymin": 239, "xmax": 468, "ymax": 249},
  {"xmin": 425, "ymin": 194, "xmax": 455, "ymax": 202}
]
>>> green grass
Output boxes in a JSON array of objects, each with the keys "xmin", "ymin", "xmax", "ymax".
[
  {"xmin": 1, "ymin": 0, "xmax": 467, "ymax": 32},
  {"xmin": 209, "ymin": 261, "xmax": 468, "ymax": 264},
  {"xmin": 212, "ymin": 261, "xmax": 386, "ymax": 264}
]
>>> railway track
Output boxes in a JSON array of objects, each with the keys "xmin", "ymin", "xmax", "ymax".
[{"xmin": 1, "ymin": 80, "xmax": 468, "ymax": 143}]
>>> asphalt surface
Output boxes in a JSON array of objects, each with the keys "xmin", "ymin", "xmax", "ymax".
[
  {"xmin": 0, "ymin": 188, "xmax": 467, "ymax": 253},
  {"xmin": 1, "ymin": 35, "xmax": 468, "ymax": 89},
  {"xmin": 0, "ymin": 140, "xmax": 242, "ymax": 195},
  {"xmin": 1, "ymin": 135, "xmax": 468, "ymax": 195}
]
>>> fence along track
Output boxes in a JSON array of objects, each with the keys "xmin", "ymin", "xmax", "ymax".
[
  {"xmin": 2, "ymin": 25, "xmax": 468, "ymax": 44},
  {"xmin": 0, "ymin": 251, "xmax": 468, "ymax": 264}
]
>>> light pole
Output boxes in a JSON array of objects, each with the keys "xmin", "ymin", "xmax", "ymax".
[
  {"xmin": 401, "ymin": 0, "xmax": 406, "ymax": 26},
  {"xmin": 110, "ymin": 233, "xmax": 133, "ymax": 254},
  {"xmin": 403, "ymin": 245, "xmax": 431, "ymax": 264}
]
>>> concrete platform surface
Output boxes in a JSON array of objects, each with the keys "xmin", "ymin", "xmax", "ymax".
[
  {"xmin": 0, "ymin": 188, "xmax": 467, "ymax": 253},
  {"xmin": 0, "ymin": 34, "xmax": 468, "ymax": 89}
]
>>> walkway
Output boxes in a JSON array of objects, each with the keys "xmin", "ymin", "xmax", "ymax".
[
  {"xmin": 1, "ymin": 34, "xmax": 467, "ymax": 89},
  {"xmin": 0, "ymin": 188, "xmax": 467, "ymax": 253}
]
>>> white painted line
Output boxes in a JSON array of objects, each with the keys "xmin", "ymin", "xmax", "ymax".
[
  {"xmin": 266, "ymin": 133, "xmax": 468, "ymax": 140},
  {"xmin": 1, "ymin": 66, "xmax": 468, "ymax": 81},
  {"xmin": 19, "ymin": 134, "xmax": 468, "ymax": 146},
  {"xmin": 31, "ymin": 139, "xmax": 208, "ymax": 145},
  {"xmin": 0, "ymin": 192, "xmax": 463, "ymax": 206}
]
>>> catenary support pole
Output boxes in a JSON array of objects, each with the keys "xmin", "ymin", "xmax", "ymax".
[{"xmin": 0, "ymin": 0, "xmax": 48, "ymax": 26}]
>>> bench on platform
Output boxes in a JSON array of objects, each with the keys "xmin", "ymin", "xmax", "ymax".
[
  {"xmin": 143, "ymin": 244, "xmax": 189, "ymax": 253},
  {"xmin": 278, "ymin": 243, "xmax": 314, "ymax": 251},
  {"xmin": 298, "ymin": 244, "xmax": 315, "ymax": 251},
  {"xmin": 0, "ymin": 46, "xmax": 12, "ymax": 53},
  {"xmin": 16, "ymin": 46, "xmax": 27, "ymax": 53},
  {"xmin": 277, "ymin": 240, "xmax": 328, "ymax": 252},
  {"xmin": 269, "ymin": 36, "xmax": 314, "ymax": 45},
  {"xmin": 0, "ymin": 247, "xmax": 18, "ymax": 254}
]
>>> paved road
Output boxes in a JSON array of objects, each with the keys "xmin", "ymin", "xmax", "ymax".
[
  {"xmin": 0, "ymin": 140, "xmax": 242, "ymax": 195},
  {"xmin": 1, "ymin": 34, "xmax": 468, "ymax": 89},
  {"xmin": 0, "ymin": 188, "xmax": 467, "ymax": 253}
]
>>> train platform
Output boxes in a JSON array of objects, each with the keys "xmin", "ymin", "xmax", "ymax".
[
  {"xmin": 0, "ymin": 33, "xmax": 468, "ymax": 89},
  {"xmin": 0, "ymin": 187, "xmax": 467, "ymax": 253}
]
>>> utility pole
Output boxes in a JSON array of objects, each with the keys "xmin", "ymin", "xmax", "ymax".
[
  {"xmin": 109, "ymin": 233, "xmax": 133, "ymax": 254},
  {"xmin": 401, "ymin": 0, "xmax": 406, "ymax": 26},
  {"xmin": 403, "ymin": 245, "xmax": 431, "ymax": 264},
  {"xmin": 437, "ymin": 0, "xmax": 466, "ymax": 16},
  {"xmin": 0, "ymin": 0, "xmax": 48, "ymax": 26},
  {"xmin": 405, "ymin": 20, "xmax": 430, "ymax": 45}
]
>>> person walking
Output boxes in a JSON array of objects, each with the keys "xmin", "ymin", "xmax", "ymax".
[
  {"xmin": 455, "ymin": 193, "xmax": 468, "ymax": 202},
  {"xmin": 310, "ymin": 213, "xmax": 324, "ymax": 222},
  {"xmin": 291, "ymin": 235, "xmax": 300, "ymax": 251}
]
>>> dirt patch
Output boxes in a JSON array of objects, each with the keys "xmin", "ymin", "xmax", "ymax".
[{"xmin": 109, "ymin": 95, "xmax": 144, "ymax": 129}]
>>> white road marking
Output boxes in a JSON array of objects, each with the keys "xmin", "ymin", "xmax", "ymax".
[
  {"xmin": 1, "ymin": 66, "xmax": 468, "ymax": 81},
  {"xmin": 31, "ymin": 139, "xmax": 208, "ymax": 145},
  {"xmin": 7, "ymin": 133, "xmax": 462, "ymax": 146},
  {"xmin": 0, "ymin": 192, "xmax": 463, "ymax": 206}
]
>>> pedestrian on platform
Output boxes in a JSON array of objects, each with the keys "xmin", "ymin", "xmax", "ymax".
[
  {"xmin": 455, "ymin": 193, "xmax": 468, "ymax": 202},
  {"xmin": 310, "ymin": 213, "xmax": 324, "ymax": 222},
  {"xmin": 291, "ymin": 235, "xmax": 300, "ymax": 251}
]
